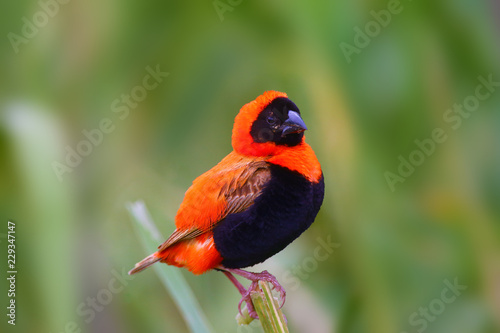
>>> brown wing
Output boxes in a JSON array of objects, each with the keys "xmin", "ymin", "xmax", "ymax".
[
  {"xmin": 221, "ymin": 163, "xmax": 271, "ymax": 215},
  {"xmin": 157, "ymin": 153, "xmax": 271, "ymax": 252},
  {"xmin": 157, "ymin": 228, "xmax": 204, "ymax": 251}
]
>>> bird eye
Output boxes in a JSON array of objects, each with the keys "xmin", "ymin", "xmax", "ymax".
[{"xmin": 266, "ymin": 114, "xmax": 278, "ymax": 125}]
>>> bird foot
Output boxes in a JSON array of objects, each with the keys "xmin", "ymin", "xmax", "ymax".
[
  {"xmin": 220, "ymin": 267, "xmax": 287, "ymax": 319},
  {"xmin": 246, "ymin": 270, "xmax": 286, "ymax": 308},
  {"xmin": 238, "ymin": 282, "xmax": 260, "ymax": 319}
]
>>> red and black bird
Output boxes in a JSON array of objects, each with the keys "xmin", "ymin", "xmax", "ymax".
[{"xmin": 129, "ymin": 90, "xmax": 324, "ymax": 317}]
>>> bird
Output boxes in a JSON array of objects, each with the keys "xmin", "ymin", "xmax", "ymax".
[{"xmin": 129, "ymin": 90, "xmax": 324, "ymax": 318}]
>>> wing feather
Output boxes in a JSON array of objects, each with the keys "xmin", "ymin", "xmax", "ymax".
[
  {"xmin": 157, "ymin": 228, "xmax": 204, "ymax": 252},
  {"xmin": 157, "ymin": 152, "xmax": 271, "ymax": 252}
]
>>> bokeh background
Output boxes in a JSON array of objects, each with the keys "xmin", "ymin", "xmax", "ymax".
[{"xmin": 1, "ymin": 1, "xmax": 499, "ymax": 333}]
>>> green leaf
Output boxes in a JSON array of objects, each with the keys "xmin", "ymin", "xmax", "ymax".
[{"xmin": 126, "ymin": 201, "xmax": 214, "ymax": 333}]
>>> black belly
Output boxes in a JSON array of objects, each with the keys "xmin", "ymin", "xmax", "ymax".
[{"xmin": 212, "ymin": 164, "xmax": 325, "ymax": 268}]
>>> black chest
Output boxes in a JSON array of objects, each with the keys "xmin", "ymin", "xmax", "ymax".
[{"xmin": 213, "ymin": 164, "xmax": 325, "ymax": 268}]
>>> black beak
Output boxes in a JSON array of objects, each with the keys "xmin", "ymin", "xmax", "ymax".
[{"xmin": 280, "ymin": 111, "xmax": 308, "ymax": 137}]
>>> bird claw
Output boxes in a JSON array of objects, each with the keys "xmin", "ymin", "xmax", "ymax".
[
  {"xmin": 249, "ymin": 270, "xmax": 287, "ymax": 308},
  {"xmin": 238, "ymin": 283, "xmax": 260, "ymax": 319},
  {"xmin": 221, "ymin": 267, "xmax": 287, "ymax": 319}
]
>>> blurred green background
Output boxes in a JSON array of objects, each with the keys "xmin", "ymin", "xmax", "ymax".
[{"xmin": 1, "ymin": 1, "xmax": 499, "ymax": 332}]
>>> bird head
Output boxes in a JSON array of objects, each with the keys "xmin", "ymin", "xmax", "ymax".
[{"xmin": 232, "ymin": 91, "xmax": 308, "ymax": 157}]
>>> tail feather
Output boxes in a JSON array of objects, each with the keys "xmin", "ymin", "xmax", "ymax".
[{"xmin": 128, "ymin": 253, "xmax": 161, "ymax": 275}]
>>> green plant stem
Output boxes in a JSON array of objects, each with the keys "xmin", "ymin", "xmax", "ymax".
[
  {"xmin": 250, "ymin": 281, "xmax": 290, "ymax": 333},
  {"xmin": 126, "ymin": 201, "xmax": 214, "ymax": 333}
]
